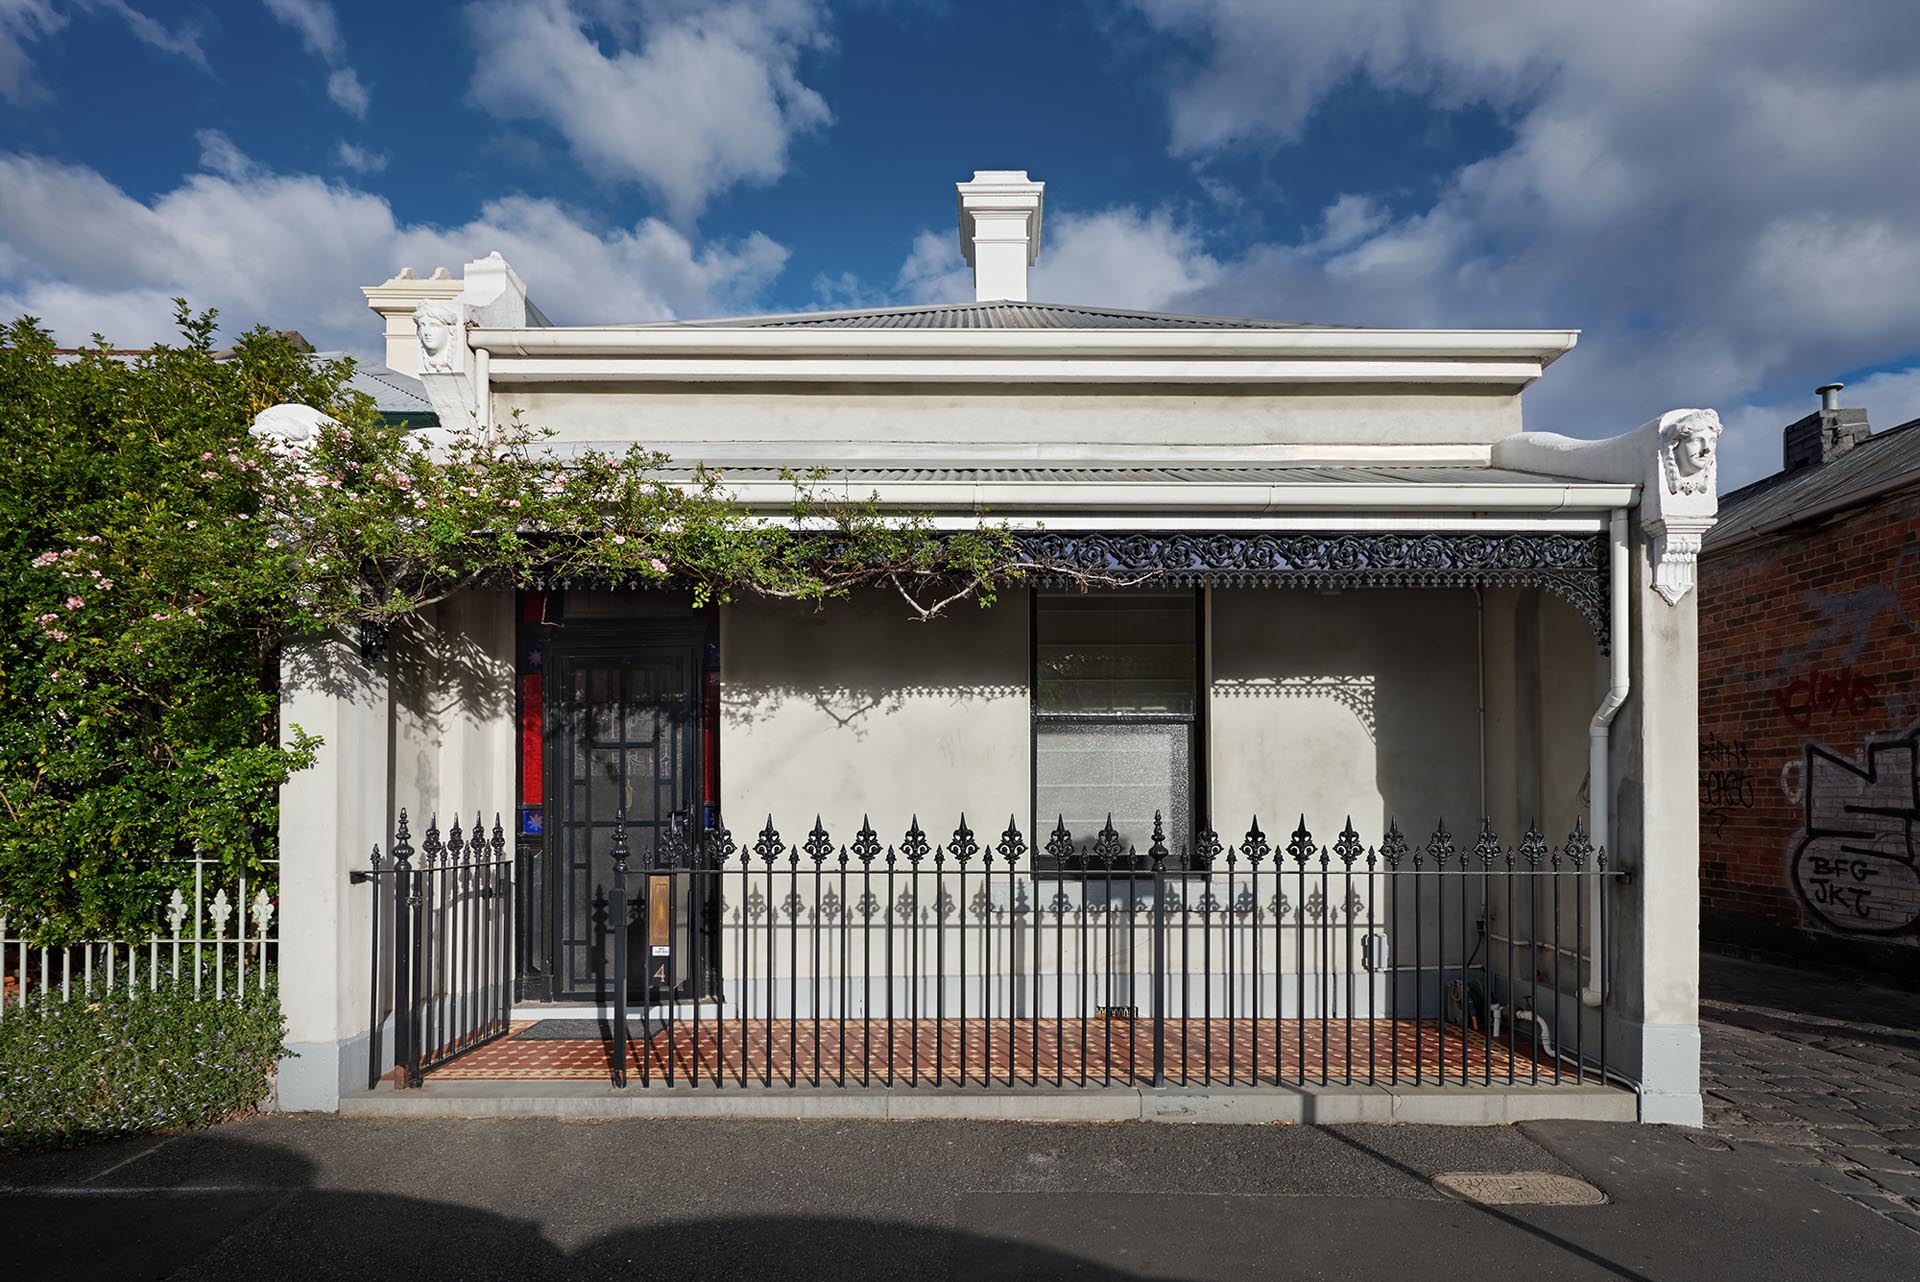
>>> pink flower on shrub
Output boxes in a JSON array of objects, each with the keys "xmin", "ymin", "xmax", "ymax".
[
  {"xmin": 413, "ymin": 497, "xmax": 428, "ymax": 509},
  {"xmin": 649, "ymin": 558, "xmax": 668, "ymax": 574},
  {"xmin": 65, "ymin": 596, "xmax": 84, "ymax": 610}
]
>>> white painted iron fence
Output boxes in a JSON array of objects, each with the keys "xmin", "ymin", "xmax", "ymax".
[{"xmin": 0, "ymin": 854, "xmax": 277, "ymax": 1018}]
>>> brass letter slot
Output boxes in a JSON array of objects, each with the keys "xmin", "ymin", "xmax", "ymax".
[{"xmin": 648, "ymin": 876, "xmax": 672, "ymax": 956}]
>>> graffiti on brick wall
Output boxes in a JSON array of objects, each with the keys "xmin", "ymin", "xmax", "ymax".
[
  {"xmin": 1790, "ymin": 731, "xmax": 1920, "ymax": 938},
  {"xmin": 1772, "ymin": 665, "xmax": 1881, "ymax": 731},
  {"xmin": 1700, "ymin": 731, "xmax": 1758, "ymax": 836}
]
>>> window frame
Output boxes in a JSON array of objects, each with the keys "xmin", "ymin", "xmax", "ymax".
[{"xmin": 1028, "ymin": 587, "xmax": 1209, "ymax": 877}]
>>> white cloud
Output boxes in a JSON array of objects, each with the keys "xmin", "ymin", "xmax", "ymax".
[
  {"xmin": 333, "ymin": 141, "xmax": 387, "ymax": 174},
  {"xmin": 264, "ymin": 0, "xmax": 369, "ymax": 118},
  {"xmin": 465, "ymin": 0, "xmax": 832, "ymax": 223},
  {"xmin": 0, "ymin": 0, "xmax": 64, "ymax": 105},
  {"xmin": 892, "ymin": 208, "xmax": 1221, "ymax": 312},
  {"xmin": 1126, "ymin": 0, "xmax": 1920, "ymax": 483},
  {"xmin": 3, "ymin": 0, "xmax": 202, "ymax": 104},
  {"xmin": 263, "ymin": 0, "xmax": 342, "ymax": 61},
  {"xmin": 325, "ymin": 66, "xmax": 368, "ymax": 118},
  {"xmin": 86, "ymin": 0, "xmax": 204, "ymax": 66},
  {"xmin": 0, "ymin": 149, "xmax": 791, "ymax": 353},
  {"xmin": 194, "ymin": 129, "xmax": 256, "ymax": 181}
]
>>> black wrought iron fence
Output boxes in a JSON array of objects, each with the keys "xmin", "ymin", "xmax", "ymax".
[
  {"xmin": 355, "ymin": 811, "xmax": 514, "ymax": 1088},
  {"xmin": 597, "ymin": 810, "xmax": 1621, "ymax": 1093}
]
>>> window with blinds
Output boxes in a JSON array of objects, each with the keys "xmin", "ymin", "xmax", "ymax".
[{"xmin": 1033, "ymin": 591, "xmax": 1202, "ymax": 872}]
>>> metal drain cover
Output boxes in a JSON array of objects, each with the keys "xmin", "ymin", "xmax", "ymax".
[{"xmin": 1432, "ymin": 1171, "xmax": 1607, "ymax": 1206}]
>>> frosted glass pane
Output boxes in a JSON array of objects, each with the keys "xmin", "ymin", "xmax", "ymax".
[
  {"xmin": 1036, "ymin": 592, "xmax": 1196, "ymax": 716},
  {"xmin": 1036, "ymin": 722, "xmax": 1191, "ymax": 860}
]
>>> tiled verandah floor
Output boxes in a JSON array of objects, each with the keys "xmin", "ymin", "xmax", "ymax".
[{"xmin": 420, "ymin": 1017, "xmax": 1585, "ymax": 1087}]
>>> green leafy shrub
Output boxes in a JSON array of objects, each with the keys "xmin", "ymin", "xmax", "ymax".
[
  {"xmin": 2, "ymin": 305, "xmax": 1037, "ymax": 942},
  {"xmin": 0, "ymin": 978, "xmax": 286, "ymax": 1152}
]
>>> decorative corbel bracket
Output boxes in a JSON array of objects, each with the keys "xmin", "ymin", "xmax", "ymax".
[
  {"xmin": 412, "ymin": 251, "xmax": 538, "ymax": 450},
  {"xmin": 1491, "ymin": 407, "xmax": 1723, "ymax": 606}
]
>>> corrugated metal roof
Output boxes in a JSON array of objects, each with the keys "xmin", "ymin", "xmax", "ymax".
[
  {"xmin": 675, "ymin": 464, "xmax": 1598, "ymax": 487},
  {"xmin": 1707, "ymin": 416, "xmax": 1920, "ymax": 548},
  {"xmin": 313, "ymin": 353, "xmax": 431, "ymax": 415},
  {"xmin": 623, "ymin": 301, "xmax": 1341, "ymax": 331}
]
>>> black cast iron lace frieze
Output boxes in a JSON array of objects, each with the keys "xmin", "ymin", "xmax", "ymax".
[{"xmin": 1016, "ymin": 531, "xmax": 1609, "ymax": 648}]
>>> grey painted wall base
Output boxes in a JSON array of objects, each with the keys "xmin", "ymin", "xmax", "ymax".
[
  {"xmin": 338, "ymin": 1080, "xmax": 1635, "ymax": 1126},
  {"xmin": 275, "ymin": 1025, "xmax": 385, "ymax": 1112},
  {"xmin": 1623, "ymin": 1019, "xmax": 1703, "ymax": 1127}
]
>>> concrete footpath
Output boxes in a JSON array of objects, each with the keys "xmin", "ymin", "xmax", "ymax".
[{"xmin": 3, "ymin": 1113, "xmax": 1916, "ymax": 1281}]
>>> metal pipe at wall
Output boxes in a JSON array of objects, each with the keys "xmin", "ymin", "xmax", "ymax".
[{"xmin": 1583, "ymin": 510, "xmax": 1630, "ymax": 1008}]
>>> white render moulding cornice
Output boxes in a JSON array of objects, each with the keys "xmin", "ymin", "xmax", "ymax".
[
  {"xmin": 699, "ymin": 476, "xmax": 1638, "ymax": 516},
  {"xmin": 464, "ymin": 328, "xmax": 1574, "ymax": 362}
]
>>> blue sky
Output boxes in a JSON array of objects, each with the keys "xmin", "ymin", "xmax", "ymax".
[{"xmin": 4, "ymin": 0, "xmax": 1919, "ymax": 486}]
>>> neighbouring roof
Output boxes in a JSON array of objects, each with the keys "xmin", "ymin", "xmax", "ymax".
[
  {"xmin": 313, "ymin": 353, "xmax": 432, "ymax": 417},
  {"xmin": 1707, "ymin": 415, "xmax": 1920, "ymax": 549},
  {"xmin": 620, "ymin": 300, "xmax": 1347, "ymax": 331}
]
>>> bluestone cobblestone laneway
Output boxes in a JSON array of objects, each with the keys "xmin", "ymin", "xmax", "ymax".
[{"xmin": 1699, "ymin": 952, "xmax": 1920, "ymax": 1234}]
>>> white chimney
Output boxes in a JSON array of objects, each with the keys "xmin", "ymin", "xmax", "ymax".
[{"xmin": 956, "ymin": 170, "xmax": 1044, "ymax": 302}]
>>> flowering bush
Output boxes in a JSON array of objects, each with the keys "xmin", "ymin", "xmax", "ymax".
[
  {"xmin": 2, "ymin": 307, "xmax": 1033, "ymax": 941},
  {"xmin": 0, "ymin": 978, "xmax": 285, "ymax": 1151}
]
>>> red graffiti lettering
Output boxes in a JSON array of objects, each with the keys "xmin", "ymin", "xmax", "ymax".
[{"xmin": 1773, "ymin": 666, "xmax": 1881, "ymax": 730}]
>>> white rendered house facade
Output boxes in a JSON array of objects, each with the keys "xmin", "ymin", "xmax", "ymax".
[{"xmin": 270, "ymin": 173, "xmax": 1719, "ymax": 1122}]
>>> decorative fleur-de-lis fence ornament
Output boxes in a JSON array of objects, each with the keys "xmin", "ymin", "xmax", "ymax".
[
  {"xmin": 1425, "ymin": 820, "xmax": 1454, "ymax": 870},
  {"xmin": 1382, "ymin": 820, "xmax": 1407, "ymax": 870},
  {"xmin": 901, "ymin": 817, "xmax": 930, "ymax": 867},
  {"xmin": 754, "ymin": 816, "xmax": 784, "ymax": 867},
  {"xmin": 1564, "ymin": 818, "xmax": 1593, "ymax": 869},
  {"xmin": 803, "ymin": 816, "xmax": 833, "ymax": 866},
  {"xmin": 447, "ymin": 814, "xmax": 465, "ymax": 864},
  {"xmin": 661, "ymin": 810, "xmax": 693, "ymax": 868},
  {"xmin": 166, "ymin": 888, "xmax": 188, "ymax": 938},
  {"xmin": 704, "ymin": 815, "xmax": 737, "ymax": 868},
  {"xmin": 491, "ymin": 814, "xmax": 508, "ymax": 863},
  {"xmin": 1521, "ymin": 823, "xmax": 1548, "ymax": 871},
  {"xmin": 852, "ymin": 816, "xmax": 881, "ymax": 867},
  {"xmin": 1195, "ymin": 826, "xmax": 1223, "ymax": 872},
  {"xmin": 422, "ymin": 814, "xmax": 443, "ymax": 867},
  {"xmin": 1476, "ymin": 818, "xmax": 1502, "ymax": 871},
  {"xmin": 1285, "ymin": 817, "xmax": 1314, "ymax": 869},
  {"xmin": 251, "ymin": 888, "xmax": 274, "ymax": 947},
  {"xmin": 998, "ymin": 817, "xmax": 1029, "ymax": 867},
  {"xmin": 1335, "ymin": 817, "xmax": 1363, "ymax": 868},
  {"xmin": 950, "ymin": 815, "xmax": 979, "ymax": 864},
  {"xmin": 210, "ymin": 887, "xmax": 233, "ymax": 998},
  {"xmin": 1091, "ymin": 815, "xmax": 1124, "ymax": 870},
  {"xmin": 1046, "ymin": 817, "xmax": 1076, "ymax": 871}
]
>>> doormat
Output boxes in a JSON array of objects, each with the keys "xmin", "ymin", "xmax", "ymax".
[{"xmin": 511, "ymin": 1018, "xmax": 668, "ymax": 1041}]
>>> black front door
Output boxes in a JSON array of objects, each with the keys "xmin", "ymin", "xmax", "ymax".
[{"xmin": 546, "ymin": 630, "xmax": 708, "ymax": 1001}]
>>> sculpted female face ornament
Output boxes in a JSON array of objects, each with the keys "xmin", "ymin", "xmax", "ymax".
[
  {"xmin": 1660, "ymin": 409, "xmax": 1722, "ymax": 496},
  {"xmin": 414, "ymin": 300, "xmax": 462, "ymax": 374}
]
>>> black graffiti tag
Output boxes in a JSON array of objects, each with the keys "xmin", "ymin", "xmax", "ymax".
[{"xmin": 1789, "ymin": 735, "xmax": 1920, "ymax": 937}]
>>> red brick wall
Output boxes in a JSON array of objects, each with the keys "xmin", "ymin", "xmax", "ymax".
[{"xmin": 1698, "ymin": 487, "xmax": 1920, "ymax": 968}]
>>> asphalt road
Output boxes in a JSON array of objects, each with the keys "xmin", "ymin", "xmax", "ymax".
[{"xmin": 3, "ymin": 1114, "xmax": 1915, "ymax": 1280}]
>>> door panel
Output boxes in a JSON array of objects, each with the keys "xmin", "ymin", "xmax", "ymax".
[{"xmin": 549, "ymin": 642, "xmax": 703, "ymax": 1001}]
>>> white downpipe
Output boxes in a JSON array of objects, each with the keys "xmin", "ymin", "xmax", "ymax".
[
  {"xmin": 473, "ymin": 346, "xmax": 491, "ymax": 435},
  {"xmin": 1583, "ymin": 509, "xmax": 1630, "ymax": 1008}
]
